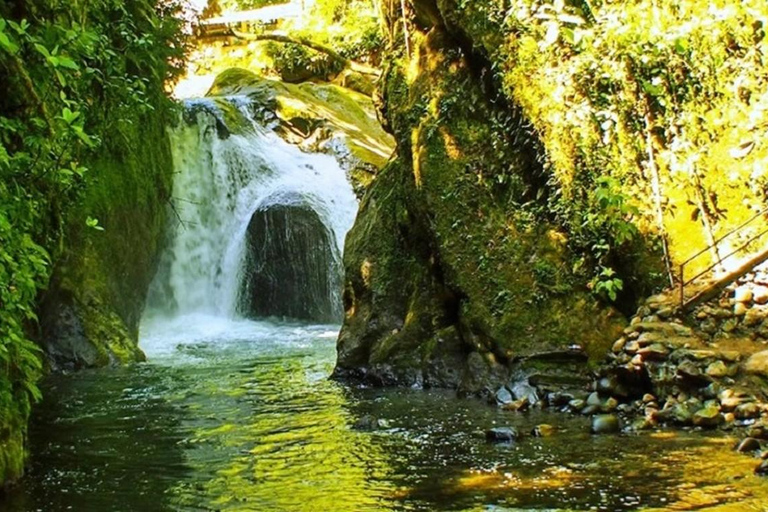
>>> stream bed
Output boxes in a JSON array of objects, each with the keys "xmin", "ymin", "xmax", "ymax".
[{"xmin": 2, "ymin": 315, "xmax": 767, "ymax": 511}]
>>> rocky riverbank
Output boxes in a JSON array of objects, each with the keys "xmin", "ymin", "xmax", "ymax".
[{"xmin": 482, "ymin": 266, "xmax": 768, "ymax": 476}]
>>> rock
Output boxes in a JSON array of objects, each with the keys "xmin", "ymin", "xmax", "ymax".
[
  {"xmin": 656, "ymin": 402, "xmax": 693, "ymax": 426},
  {"xmin": 547, "ymin": 392, "xmax": 574, "ymax": 408},
  {"xmin": 591, "ymin": 414, "xmax": 620, "ymax": 434},
  {"xmin": 354, "ymin": 414, "xmax": 383, "ymax": 431},
  {"xmin": 676, "ymin": 361, "xmax": 712, "ymax": 388},
  {"xmin": 747, "ymin": 423, "xmax": 768, "ymax": 440},
  {"xmin": 637, "ymin": 343, "xmax": 669, "ymax": 361},
  {"xmin": 531, "ymin": 424, "xmax": 555, "ymax": 437},
  {"xmin": 612, "ymin": 338, "xmax": 627, "ymax": 354},
  {"xmin": 743, "ymin": 308, "xmax": 764, "ymax": 327},
  {"xmin": 625, "ymin": 340, "xmax": 640, "ymax": 354},
  {"xmin": 581, "ymin": 405, "xmax": 601, "ymax": 416},
  {"xmin": 604, "ymin": 397, "xmax": 619, "ymax": 412},
  {"xmin": 657, "ymin": 307, "xmax": 674, "ymax": 319},
  {"xmin": 754, "ymin": 286, "xmax": 768, "ymax": 305},
  {"xmin": 745, "ymin": 351, "xmax": 768, "ymax": 377},
  {"xmin": 485, "ymin": 427, "xmax": 519, "ymax": 443},
  {"xmin": 736, "ymin": 437, "xmax": 762, "ymax": 453},
  {"xmin": 568, "ymin": 399, "xmax": 586, "ymax": 412},
  {"xmin": 587, "ymin": 392, "xmax": 603, "ymax": 407},
  {"xmin": 734, "ymin": 402, "xmax": 761, "ymax": 419},
  {"xmin": 692, "ymin": 405, "xmax": 723, "ymax": 428},
  {"xmin": 495, "ymin": 386, "xmax": 514, "ymax": 406},
  {"xmin": 241, "ymin": 199, "xmax": 342, "ymax": 322},
  {"xmin": 755, "ymin": 459, "xmax": 768, "ymax": 476},
  {"xmin": 510, "ymin": 380, "xmax": 539, "ymax": 406},
  {"xmin": 705, "ymin": 361, "xmax": 728, "ymax": 378},
  {"xmin": 722, "ymin": 318, "xmax": 739, "ymax": 333},
  {"xmin": 734, "ymin": 287, "xmax": 754, "ymax": 303},
  {"xmin": 700, "ymin": 318, "xmax": 718, "ymax": 335},
  {"xmin": 502, "ymin": 397, "xmax": 530, "ymax": 412},
  {"xmin": 734, "ymin": 302, "xmax": 748, "ymax": 316},
  {"xmin": 642, "ymin": 393, "xmax": 656, "ymax": 404}
]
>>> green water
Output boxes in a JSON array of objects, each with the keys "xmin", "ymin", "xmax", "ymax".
[{"xmin": 2, "ymin": 316, "xmax": 767, "ymax": 511}]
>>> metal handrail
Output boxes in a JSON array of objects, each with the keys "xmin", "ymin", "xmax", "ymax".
[{"xmin": 678, "ymin": 207, "xmax": 768, "ymax": 306}]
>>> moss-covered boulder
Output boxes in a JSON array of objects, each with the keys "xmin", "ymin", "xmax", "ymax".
[
  {"xmin": 334, "ymin": 15, "xmax": 628, "ymax": 392},
  {"xmin": 207, "ymin": 68, "xmax": 394, "ymax": 195},
  {"xmin": 37, "ymin": 113, "xmax": 174, "ymax": 371}
]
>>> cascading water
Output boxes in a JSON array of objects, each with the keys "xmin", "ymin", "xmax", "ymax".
[{"xmin": 141, "ymin": 95, "xmax": 358, "ymax": 350}]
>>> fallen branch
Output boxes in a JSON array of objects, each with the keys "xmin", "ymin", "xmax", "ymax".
[{"xmin": 228, "ymin": 29, "xmax": 381, "ymax": 77}]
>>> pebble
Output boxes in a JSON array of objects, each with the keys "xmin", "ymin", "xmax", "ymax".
[
  {"xmin": 705, "ymin": 361, "xmax": 728, "ymax": 378},
  {"xmin": 736, "ymin": 437, "xmax": 762, "ymax": 453},
  {"xmin": 485, "ymin": 427, "xmax": 519, "ymax": 443},
  {"xmin": 531, "ymin": 424, "xmax": 555, "ymax": 437},
  {"xmin": 692, "ymin": 405, "xmax": 723, "ymax": 428},
  {"xmin": 734, "ymin": 287, "xmax": 753, "ymax": 303},
  {"xmin": 495, "ymin": 387, "xmax": 513, "ymax": 406},
  {"xmin": 591, "ymin": 414, "xmax": 620, "ymax": 434}
]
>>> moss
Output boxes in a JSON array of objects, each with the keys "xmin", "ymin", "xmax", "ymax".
[
  {"xmin": 336, "ymin": 22, "xmax": 626, "ymax": 389},
  {"xmin": 210, "ymin": 68, "xmax": 393, "ymax": 167},
  {"xmin": 39, "ymin": 110, "xmax": 174, "ymax": 369},
  {"xmin": 0, "ymin": 428, "xmax": 25, "ymax": 487}
]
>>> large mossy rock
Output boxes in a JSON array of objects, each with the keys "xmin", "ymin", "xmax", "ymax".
[
  {"xmin": 334, "ymin": 17, "xmax": 628, "ymax": 392},
  {"xmin": 240, "ymin": 199, "xmax": 342, "ymax": 323},
  {"xmin": 207, "ymin": 68, "xmax": 394, "ymax": 195},
  {"xmin": 38, "ymin": 113, "xmax": 174, "ymax": 371}
]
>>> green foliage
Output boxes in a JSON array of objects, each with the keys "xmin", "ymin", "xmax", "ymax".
[{"xmin": 0, "ymin": 0, "xmax": 186, "ymax": 472}]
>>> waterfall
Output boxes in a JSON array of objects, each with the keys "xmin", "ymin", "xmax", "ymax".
[{"xmin": 143, "ymin": 96, "xmax": 358, "ymax": 326}]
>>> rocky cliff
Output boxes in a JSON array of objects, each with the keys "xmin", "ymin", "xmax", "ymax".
[{"xmin": 333, "ymin": 1, "xmax": 652, "ymax": 393}]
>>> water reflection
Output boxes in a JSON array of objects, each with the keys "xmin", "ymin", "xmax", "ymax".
[{"xmin": 2, "ymin": 318, "xmax": 767, "ymax": 511}]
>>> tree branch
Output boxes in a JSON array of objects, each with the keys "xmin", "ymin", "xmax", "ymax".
[{"xmin": 228, "ymin": 29, "xmax": 381, "ymax": 77}]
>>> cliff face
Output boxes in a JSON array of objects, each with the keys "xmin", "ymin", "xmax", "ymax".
[
  {"xmin": 37, "ymin": 113, "xmax": 174, "ymax": 371},
  {"xmin": 334, "ymin": 4, "xmax": 635, "ymax": 393},
  {"xmin": 336, "ymin": 0, "xmax": 768, "ymax": 394}
]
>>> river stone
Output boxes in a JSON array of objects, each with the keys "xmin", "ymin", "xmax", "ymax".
[
  {"xmin": 240, "ymin": 198, "xmax": 342, "ymax": 322},
  {"xmin": 568, "ymin": 399, "xmax": 586, "ymax": 412},
  {"xmin": 591, "ymin": 414, "xmax": 620, "ymax": 434},
  {"xmin": 736, "ymin": 437, "xmax": 762, "ymax": 453},
  {"xmin": 734, "ymin": 402, "xmax": 761, "ymax": 419},
  {"xmin": 745, "ymin": 351, "xmax": 768, "ymax": 377},
  {"xmin": 587, "ymin": 392, "xmax": 603, "ymax": 407},
  {"xmin": 734, "ymin": 287, "xmax": 753, "ymax": 303},
  {"xmin": 485, "ymin": 427, "xmax": 519, "ymax": 443},
  {"xmin": 692, "ymin": 405, "xmax": 723, "ymax": 428},
  {"xmin": 754, "ymin": 286, "xmax": 768, "ymax": 305},
  {"xmin": 755, "ymin": 459, "xmax": 768, "ymax": 476},
  {"xmin": 531, "ymin": 424, "xmax": 555, "ymax": 437},
  {"xmin": 747, "ymin": 423, "xmax": 768, "ymax": 440},
  {"xmin": 743, "ymin": 308, "xmax": 764, "ymax": 327},
  {"xmin": 676, "ymin": 361, "xmax": 711, "ymax": 388},
  {"xmin": 705, "ymin": 361, "xmax": 728, "ymax": 378},
  {"xmin": 495, "ymin": 386, "xmax": 514, "ymax": 406},
  {"xmin": 734, "ymin": 302, "xmax": 748, "ymax": 316},
  {"xmin": 637, "ymin": 343, "xmax": 669, "ymax": 361},
  {"xmin": 510, "ymin": 380, "xmax": 539, "ymax": 406}
]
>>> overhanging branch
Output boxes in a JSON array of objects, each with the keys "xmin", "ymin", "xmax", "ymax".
[{"xmin": 228, "ymin": 29, "xmax": 381, "ymax": 77}]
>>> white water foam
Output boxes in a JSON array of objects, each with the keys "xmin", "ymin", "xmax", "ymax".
[{"xmin": 140, "ymin": 96, "xmax": 357, "ymax": 356}]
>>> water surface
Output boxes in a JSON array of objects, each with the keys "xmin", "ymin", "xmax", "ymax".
[{"xmin": 2, "ymin": 315, "xmax": 767, "ymax": 511}]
